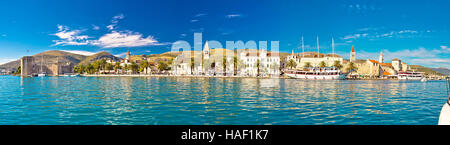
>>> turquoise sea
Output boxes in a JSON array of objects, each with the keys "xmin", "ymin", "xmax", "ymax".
[{"xmin": 0, "ymin": 75, "xmax": 447, "ymax": 125}]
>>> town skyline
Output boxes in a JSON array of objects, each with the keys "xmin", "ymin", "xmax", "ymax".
[{"xmin": 0, "ymin": 0, "xmax": 449, "ymax": 69}]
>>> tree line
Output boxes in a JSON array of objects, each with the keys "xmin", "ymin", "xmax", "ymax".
[{"xmin": 73, "ymin": 59, "xmax": 171, "ymax": 74}]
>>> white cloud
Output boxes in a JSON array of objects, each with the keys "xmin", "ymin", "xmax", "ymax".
[
  {"xmin": 0, "ymin": 58, "xmax": 18, "ymax": 65},
  {"xmin": 51, "ymin": 25, "xmax": 90, "ymax": 46},
  {"xmin": 91, "ymin": 31, "xmax": 162, "ymax": 48},
  {"xmin": 1, "ymin": 34, "xmax": 6, "ymax": 37},
  {"xmin": 338, "ymin": 46, "xmax": 449, "ymax": 68},
  {"xmin": 107, "ymin": 14, "xmax": 125, "ymax": 30},
  {"xmin": 106, "ymin": 24, "xmax": 115, "ymax": 30},
  {"xmin": 409, "ymin": 58, "xmax": 450, "ymax": 69},
  {"xmin": 111, "ymin": 14, "xmax": 124, "ymax": 23},
  {"xmin": 114, "ymin": 52, "xmax": 127, "ymax": 57},
  {"xmin": 341, "ymin": 29, "xmax": 426, "ymax": 43},
  {"xmin": 190, "ymin": 19, "xmax": 199, "ymax": 23},
  {"xmin": 51, "ymin": 14, "xmax": 169, "ymax": 48},
  {"xmin": 61, "ymin": 50, "xmax": 97, "ymax": 56},
  {"xmin": 342, "ymin": 33, "xmax": 368, "ymax": 40},
  {"xmin": 440, "ymin": 46, "xmax": 450, "ymax": 51},
  {"xmin": 194, "ymin": 13, "xmax": 207, "ymax": 17},
  {"xmin": 226, "ymin": 14, "xmax": 242, "ymax": 18},
  {"xmin": 382, "ymin": 47, "xmax": 436, "ymax": 59},
  {"xmin": 92, "ymin": 25, "xmax": 100, "ymax": 30}
]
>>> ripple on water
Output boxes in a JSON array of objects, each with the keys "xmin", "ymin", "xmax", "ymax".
[{"xmin": 0, "ymin": 76, "xmax": 446, "ymax": 125}]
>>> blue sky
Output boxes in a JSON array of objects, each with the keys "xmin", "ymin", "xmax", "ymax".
[{"xmin": 0, "ymin": 0, "xmax": 449, "ymax": 68}]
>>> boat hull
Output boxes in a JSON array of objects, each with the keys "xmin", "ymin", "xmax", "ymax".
[
  {"xmin": 398, "ymin": 76, "xmax": 424, "ymax": 80},
  {"xmin": 286, "ymin": 73, "xmax": 347, "ymax": 80}
]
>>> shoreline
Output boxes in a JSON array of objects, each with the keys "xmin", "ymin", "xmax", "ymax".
[
  {"xmin": 79, "ymin": 74, "xmax": 444, "ymax": 80},
  {"xmin": 3, "ymin": 74, "xmax": 444, "ymax": 80}
]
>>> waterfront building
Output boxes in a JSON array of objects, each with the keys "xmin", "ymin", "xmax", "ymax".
[
  {"xmin": 172, "ymin": 41, "xmax": 252, "ymax": 76},
  {"xmin": 120, "ymin": 50, "xmax": 132, "ymax": 67},
  {"xmin": 240, "ymin": 49, "xmax": 280, "ymax": 77},
  {"xmin": 297, "ymin": 53, "xmax": 343, "ymax": 68}
]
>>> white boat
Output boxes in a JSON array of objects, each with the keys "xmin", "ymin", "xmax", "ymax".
[
  {"xmin": 37, "ymin": 55, "xmax": 47, "ymax": 77},
  {"xmin": 398, "ymin": 71, "xmax": 424, "ymax": 80},
  {"xmin": 421, "ymin": 77, "xmax": 427, "ymax": 82},
  {"xmin": 438, "ymin": 77, "xmax": 450, "ymax": 125},
  {"xmin": 285, "ymin": 67, "xmax": 347, "ymax": 80},
  {"xmin": 37, "ymin": 73, "xmax": 47, "ymax": 77},
  {"xmin": 70, "ymin": 74, "xmax": 80, "ymax": 77}
]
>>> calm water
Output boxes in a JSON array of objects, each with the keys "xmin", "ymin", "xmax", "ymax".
[{"xmin": 0, "ymin": 75, "xmax": 447, "ymax": 125}]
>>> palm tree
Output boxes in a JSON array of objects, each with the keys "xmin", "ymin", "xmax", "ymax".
[
  {"xmin": 114, "ymin": 62, "xmax": 121, "ymax": 74},
  {"xmin": 256, "ymin": 59, "xmax": 260, "ymax": 77},
  {"xmin": 123, "ymin": 64, "xmax": 128, "ymax": 74},
  {"xmin": 233, "ymin": 56, "xmax": 238, "ymax": 76},
  {"xmin": 270, "ymin": 62, "xmax": 280, "ymax": 75},
  {"xmin": 14, "ymin": 66, "xmax": 21, "ymax": 75},
  {"xmin": 286, "ymin": 59, "xmax": 297, "ymax": 69},
  {"xmin": 223, "ymin": 56, "xmax": 227, "ymax": 76},
  {"xmin": 333, "ymin": 60, "xmax": 343, "ymax": 70},
  {"xmin": 130, "ymin": 62, "xmax": 139, "ymax": 74},
  {"xmin": 74, "ymin": 65, "xmax": 82, "ymax": 74},
  {"xmin": 157, "ymin": 61, "xmax": 168, "ymax": 72},
  {"xmin": 346, "ymin": 62, "xmax": 358, "ymax": 73},
  {"xmin": 140, "ymin": 60, "xmax": 150, "ymax": 74},
  {"xmin": 105, "ymin": 63, "xmax": 113, "ymax": 72},
  {"xmin": 86, "ymin": 64, "xmax": 95, "ymax": 74},
  {"xmin": 319, "ymin": 61, "xmax": 327, "ymax": 68},
  {"xmin": 99, "ymin": 59, "xmax": 107, "ymax": 71},
  {"xmin": 304, "ymin": 62, "xmax": 312, "ymax": 68},
  {"xmin": 190, "ymin": 57, "xmax": 195, "ymax": 75}
]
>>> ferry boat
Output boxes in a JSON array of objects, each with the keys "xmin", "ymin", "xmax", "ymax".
[
  {"xmin": 398, "ymin": 71, "xmax": 424, "ymax": 80},
  {"xmin": 285, "ymin": 67, "xmax": 347, "ymax": 80}
]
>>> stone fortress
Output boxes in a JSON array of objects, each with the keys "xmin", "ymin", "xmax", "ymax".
[{"xmin": 21, "ymin": 56, "xmax": 74, "ymax": 77}]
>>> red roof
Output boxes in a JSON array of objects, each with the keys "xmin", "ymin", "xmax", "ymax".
[
  {"xmin": 380, "ymin": 63, "xmax": 392, "ymax": 67},
  {"xmin": 351, "ymin": 46, "xmax": 355, "ymax": 52},
  {"xmin": 383, "ymin": 71, "xmax": 392, "ymax": 76},
  {"xmin": 368, "ymin": 59, "xmax": 380, "ymax": 64}
]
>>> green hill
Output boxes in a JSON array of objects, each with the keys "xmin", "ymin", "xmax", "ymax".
[
  {"xmin": 0, "ymin": 50, "xmax": 89, "ymax": 72},
  {"xmin": 78, "ymin": 51, "xmax": 121, "ymax": 65},
  {"xmin": 409, "ymin": 65, "xmax": 445, "ymax": 76}
]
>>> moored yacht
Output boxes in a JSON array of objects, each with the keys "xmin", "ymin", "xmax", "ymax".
[
  {"xmin": 398, "ymin": 71, "xmax": 424, "ymax": 80},
  {"xmin": 37, "ymin": 72, "xmax": 47, "ymax": 77},
  {"xmin": 285, "ymin": 67, "xmax": 347, "ymax": 80}
]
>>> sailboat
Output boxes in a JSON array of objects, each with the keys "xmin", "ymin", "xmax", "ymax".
[
  {"xmin": 285, "ymin": 36, "xmax": 347, "ymax": 80},
  {"xmin": 37, "ymin": 55, "xmax": 47, "ymax": 77},
  {"xmin": 438, "ymin": 77, "xmax": 450, "ymax": 125}
]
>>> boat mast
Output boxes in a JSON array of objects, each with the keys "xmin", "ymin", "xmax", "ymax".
[
  {"xmin": 332, "ymin": 37, "xmax": 335, "ymax": 57},
  {"xmin": 41, "ymin": 55, "xmax": 43, "ymax": 73},
  {"xmin": 302, "ymin": 35, "xmax": 304, "ymax": 58},
  {"xmin": 316, "ymin": 36, "xmax": 319, "ymax": 58}
]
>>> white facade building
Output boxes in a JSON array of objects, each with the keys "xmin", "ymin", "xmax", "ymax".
[{"xmin": 240, "ymin": 50, "xmax": 280, "ymax": 77}]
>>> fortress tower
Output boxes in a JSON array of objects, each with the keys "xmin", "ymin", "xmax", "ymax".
[{"xmin": 20, "ymin": 56, "xmax": 34, "ymax": 77}]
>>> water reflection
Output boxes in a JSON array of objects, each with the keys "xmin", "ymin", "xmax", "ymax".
[{"xmin": 0, "ymin": 76, "xmax": 447, "ymax": 125}]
